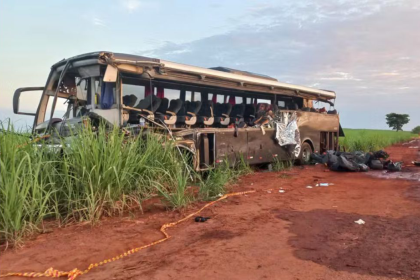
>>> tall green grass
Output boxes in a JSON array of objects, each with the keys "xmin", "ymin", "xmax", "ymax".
[
  {"xmin": 0, "ymin": 122, "xmax": 252, "ymax": 247},
  {"xmin": 0, "ymin": 122, "xmax": 188, "ymax": 246},
  {"xmin": 0, "ymin": 127, "xmax": 55, "ymax": 245},
  {"xmin": 340, "ymin": 129, "xmax": 416, "ymax": 152}
]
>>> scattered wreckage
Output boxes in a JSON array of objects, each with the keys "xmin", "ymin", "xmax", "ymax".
[{"xmin": 310, "ymin": 150, "xmax": 403, "ymax": 172}]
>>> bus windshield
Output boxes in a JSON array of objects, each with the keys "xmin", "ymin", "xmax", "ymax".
[{"xmin": 50, "ymin": 75, "xmax": 102, "ymax": 121}]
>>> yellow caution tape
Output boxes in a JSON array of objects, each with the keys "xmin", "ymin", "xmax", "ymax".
[{"xmin": 0, "ymin": 190, "xmax": 256, "ymax": 280}]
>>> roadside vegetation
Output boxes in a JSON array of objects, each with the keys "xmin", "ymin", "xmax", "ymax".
[
  {"xmin": 0, "ymin": 122, "xmax": 251, "ymax": 247},
  {"xmin": 272, "ymin": 158, "xmax": 294, "ymax": 171},
  {"xmin": 340, "ymin": 129, "xmax": 416, "ymax": 152},
  {"xmin": 2, "ymin": 122, "xmax": 416, "ymax": 247}
]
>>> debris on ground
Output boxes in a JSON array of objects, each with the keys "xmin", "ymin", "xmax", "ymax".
[
  {"xmin": 279, "ymin": 189, "xmax": 285, "ymax": 193},
  {"xmin": 354, "ymin": 219, "xmax": 366, "ymax": 225},
  {"xmin": 387, "ymin": 161, "xmax": 402, "ymax": 171},
  {"xmin": 310, "ymin": 150, "xmax": 403, "ymax": 172},
  {"xmin": 195, "ymin": 216, "xmax": 211, "ymax": 222},
  {"xmin": 413, "ymin": 161, "xmax": 420, "ymax": 167},
  {"xmin": 306, "ymin": 186, "xmax": 313, "ymax": 189}
]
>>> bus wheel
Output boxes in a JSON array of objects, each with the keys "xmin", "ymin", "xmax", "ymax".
[{"xmin": 297, "ymin": 142, "xmax": 313, "ymax": 165}]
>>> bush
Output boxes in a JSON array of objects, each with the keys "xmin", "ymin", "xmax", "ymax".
[{"xmin": 412, "ymin": 126, "xmax": 420, "ymax": 134}]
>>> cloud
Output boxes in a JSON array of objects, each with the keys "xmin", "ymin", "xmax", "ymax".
[
  {"xmin": 320, "ymin": 72, "xmax": 362, "ymax": 81},
  {"xmin": 92, "ymin": 17, "xmax": 106, "ymax": 27},
  {"xmin": 137, "ymin": 0, "xmax": 420, "ymax": 129},
  {"xmin": 121, "ymin": 0, "xmax": 141, "ymax": 12},
  {"xmin": 376, "ymin": 72, "xmax": 400, "ymax": 76}
]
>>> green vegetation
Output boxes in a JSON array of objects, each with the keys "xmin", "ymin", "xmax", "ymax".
[
  {"xmin": 340, "ymin": 129, "xmax": 416, "ymax": 152},
  {"xmin": 199, "ymin": 155, "xmax": 252, "ymax": 201},
  {"xmin": 0, "ymin": 122, "xmax": 251, "ymax": 247},
  {"xmin": 2, "ymin": 121, "xmax": 415, "ymax": 247},
  {"xmin": 272, "ymin": 158, "xmax": 294, "ymax": 171},
  {"xmin": 412, "ymin": 126, "xmax": 420, "ymax": 134}
]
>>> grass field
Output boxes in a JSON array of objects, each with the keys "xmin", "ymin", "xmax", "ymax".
[{"xmin": 340, "ymin": 129, "xmax": 417, "ymax": 152}]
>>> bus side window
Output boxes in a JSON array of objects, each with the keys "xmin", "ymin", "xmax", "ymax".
[
  {"xmin": 235, "ymin": 96, "xmax": 243, "ymax": 104},
  {"xmin": 257, "ymin": 98, "xmax": 271, "ymax": 104},
  {"xmin": 121, "ymin": 79, "xmax": 145, "ymax": 107},
  {"xmin": 165, "ymin": 89, "xmax": 181, "ymax": 101},
  {"xmin": 216, "ymin": 94, "xmax": 224, "ymax": 103},
  {"xmin": 193, "ymin": 92, "xmax": 201, "ymax": 101},
  {"xmin": 277, "ymin": 100, "xmax": 285, "ymax": 108},
  {"xmin": 185, "ymin": 91, "xmax": 192, "ymax": 101}
]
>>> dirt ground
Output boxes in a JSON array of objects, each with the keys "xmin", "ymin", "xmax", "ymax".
[{"xmin": 1, "ymin": 139, "xmax": 420, "ymax": 280}]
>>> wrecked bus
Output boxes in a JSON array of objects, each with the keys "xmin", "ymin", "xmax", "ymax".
[{"xmin": 13, "ymin": 51, "xmax": 343, "ymax": 170}]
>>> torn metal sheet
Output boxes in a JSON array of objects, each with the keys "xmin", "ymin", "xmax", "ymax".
[{"xmin": 274, "ymin": 111, "xmax": 301, "ymax": 157}]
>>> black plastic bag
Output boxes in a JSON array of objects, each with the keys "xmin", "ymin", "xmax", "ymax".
[
  {"xmin": 387, "ymin": 161, "xmax": 402, "ymax": 171},
  {"xmin": 369, "ymin": 159, "xmax": 384, "ymax": 170}
]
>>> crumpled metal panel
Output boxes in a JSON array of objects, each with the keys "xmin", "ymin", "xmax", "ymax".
[{"xmin": 274, "ymin": 112, "xmax": 301, "ymax": 157}]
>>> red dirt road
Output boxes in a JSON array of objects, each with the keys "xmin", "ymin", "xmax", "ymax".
[{"xmin": 1, "ymin": 140, "xmax": 420, "ymax": 280}]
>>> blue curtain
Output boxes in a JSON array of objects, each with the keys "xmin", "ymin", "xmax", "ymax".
[{"xmin": 101, "ymin": 82, "xmax": 115, "ymax": 109}]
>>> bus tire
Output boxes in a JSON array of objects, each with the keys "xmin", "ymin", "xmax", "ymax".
[{"xmin": 297, "ymin": 142, "xmax": 313, "ymax": 165}]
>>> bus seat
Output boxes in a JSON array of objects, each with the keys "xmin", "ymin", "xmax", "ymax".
[
  {"xmin": 229, "ymin": 103, "xmax": 245, "ymax": 124},
  {"xmin": 185, "ymin": 101, "xmax": 202, "ymax": 125},
  {"xmin": 122, "ymin": 94, "xmax": 138, "ymax": 125},
  {"xmin": 123, "ymin": 94, "xmax": 138, "ymax": 107},
  {"xmin": 197, "ymin": 100, "xmax": 214, "ymax": 126},
  {"xmin": 129, "ymin": 95, "xmax": 161, "ymax": 123},
  {"xmin": 213, "ymin": 103, "xmax": 232, "ymax": 127},
  {"xmin": 136, "ymin": 95, "xmax": 161, "ymax": 111},
  {"xmin": 156, "ymin": 98, "xmax": 169, "ymax": 114},
  {"xmin": 244, "ymin": 104, "xmax": 256, "ymax": 125},
  {"xmin": 157, "ymin": 99, "xmax": 183, "ymax": 125},
  {"xmin": 154, "ymin": 97, "xmax": 169, "ymax": 122},
  {"xmin": 177, "ymin": 101, "xmax": 202, "ymax": 126}
]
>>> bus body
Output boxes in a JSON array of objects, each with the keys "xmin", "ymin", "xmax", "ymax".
[{"xmin": 13, "ymin": 51, "xmax": 343, "ymax": 170}]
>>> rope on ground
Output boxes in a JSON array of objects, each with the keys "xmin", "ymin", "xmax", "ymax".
[
  {"xmin": 0, "ymin": 190, "xmax": 256, "ymax": 280},
  {"xmin": 16, "ymin": 135, "xmax": 51, "ymax": 149}
]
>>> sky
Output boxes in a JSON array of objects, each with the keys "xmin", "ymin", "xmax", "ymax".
[{"xmin": 0, "ymin": 0, "xmax": 419, "ymax": 130}]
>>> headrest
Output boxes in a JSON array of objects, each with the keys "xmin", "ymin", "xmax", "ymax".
[
  {"xmin": 168, "ymin": 99, "xmax": 183, "ymax": 113},
  {"xmin": 123, "ymin": 94, "xmax": 138, "ymax": 107}
]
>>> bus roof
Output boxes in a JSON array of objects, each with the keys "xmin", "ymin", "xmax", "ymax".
[{"xmin": 52, "ymin": 51, "xmax": 336, "ymax": 100}]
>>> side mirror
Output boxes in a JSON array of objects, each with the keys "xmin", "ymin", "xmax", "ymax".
[{"xmin": 13, "ymin": 87, "xmax": 44, "ymax": 116}]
